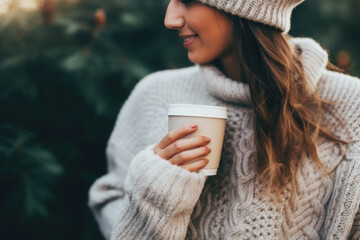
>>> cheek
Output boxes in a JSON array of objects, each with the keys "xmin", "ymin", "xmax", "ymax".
[
  {"xmin": 202, "ymin": 31, "xmax": 232, "ymax": 59},
  {"xmin": 187, "ymin": 23, "xmax": 232, "ymax": 64}
]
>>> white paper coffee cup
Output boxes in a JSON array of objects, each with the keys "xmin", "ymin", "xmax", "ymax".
[{"xmin": 168, "ymin": 104, "xmax": 227, "ymax": 176}]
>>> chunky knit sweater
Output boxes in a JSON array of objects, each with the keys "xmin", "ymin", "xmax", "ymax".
[{"xmin": 89, "ymin": 38, "xmax": 360, "ymax": 240}]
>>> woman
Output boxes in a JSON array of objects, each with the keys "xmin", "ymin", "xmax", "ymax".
[{"xmin": 89, "ymin": 0, "xmax": 360, "ymax": 239}]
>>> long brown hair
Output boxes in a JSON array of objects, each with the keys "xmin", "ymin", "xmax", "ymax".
[{"xmin": 229, "ymin": 17, "xmax": 345, "ymax": 199}]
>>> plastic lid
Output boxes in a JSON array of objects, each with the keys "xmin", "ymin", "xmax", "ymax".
[
  {"xmin": 168, "ymin": 104, "xmax": 227, "ymax": 119},
  {"xmin": 200, "ymin": 169, "xmax": 218, "ymax": 176}
]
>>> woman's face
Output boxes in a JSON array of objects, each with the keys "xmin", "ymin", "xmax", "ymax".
[{"xmin": 164, "ymin": 0, "xmax": 233, "ymax": 65}]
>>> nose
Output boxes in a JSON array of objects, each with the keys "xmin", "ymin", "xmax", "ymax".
[{"xmin": 164, "ymin": 0, "xmax": 185, "ymax": 29}]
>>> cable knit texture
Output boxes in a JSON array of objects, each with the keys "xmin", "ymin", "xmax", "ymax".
[
  {"xmin": 196, "ymin": 0, "xmax": 304, "ymax": 33},
  {"xmin": 88, "ymin": 38, "xmax": 360, "ymax": 240}
]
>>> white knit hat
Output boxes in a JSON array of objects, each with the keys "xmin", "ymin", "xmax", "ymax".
[{"xmin": 196, "ymin": 0, "xmax": 304, "ymax": 33}]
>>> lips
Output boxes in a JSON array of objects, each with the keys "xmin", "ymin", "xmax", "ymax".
[
  {"xmin": 184, "ymin": 35, "xmax": 197, "ymax": 42},
  {"xmin": 181, "ymin": 34, "xmax": 198, "ymax": 48}
]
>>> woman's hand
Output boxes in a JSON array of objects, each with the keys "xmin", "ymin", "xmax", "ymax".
[{"xmin": 153, "ymin": 122, "xmax": 211, "ymax": 173}]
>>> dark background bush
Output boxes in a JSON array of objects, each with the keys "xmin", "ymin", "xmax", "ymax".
[{"xmin": 0, "ymin": 0, "xmax": 359, "ymax": 239}]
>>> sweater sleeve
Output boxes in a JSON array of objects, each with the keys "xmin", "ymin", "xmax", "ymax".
[
  {"xmin": 348, "ymin": 204, "xmax": 360, "ymax": 240},
  {"xmin": 88, "ymin": 76, "xmax": 207, "ymax": 240},
  {"xmin": 320, "ymin": 71, "xmax": 360, "ymax": 239}
]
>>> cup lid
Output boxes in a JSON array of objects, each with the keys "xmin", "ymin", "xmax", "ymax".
[{"xmin": 168, "ymin": 104, "xmax": 227, "ymax": 119}]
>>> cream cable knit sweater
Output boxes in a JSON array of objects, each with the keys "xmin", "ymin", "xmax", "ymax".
[{"xmin": 89, "ymin": 38, "xmax": 360, "ymax": 240}]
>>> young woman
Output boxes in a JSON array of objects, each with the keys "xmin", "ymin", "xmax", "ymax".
[{"xmin": 89, "ymin": 0, "xmax": 360, "ymax": 239}]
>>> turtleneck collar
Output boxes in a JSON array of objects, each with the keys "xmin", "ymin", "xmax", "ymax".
[{"xmin": 199, "ymin": 38, "xmax": 329, "ymax": 105}]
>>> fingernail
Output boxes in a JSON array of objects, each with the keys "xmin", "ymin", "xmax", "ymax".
[
  {"xmin": 190, "ymin": 123, "xmax": 198, "ymax": 129},
  {"xmin": 206, "ymin": 147, "xmax": 211, "ymax": 153},
  {"xmin": 205, "ymin": 137, "xmax": 211, "ymax": 143}
]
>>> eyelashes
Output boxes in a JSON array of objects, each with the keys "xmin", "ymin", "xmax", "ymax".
[{"xmin": 180, "ymin": 0, "xmax": 195, "ymax": 5}]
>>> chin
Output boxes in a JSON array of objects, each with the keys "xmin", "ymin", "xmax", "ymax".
[{"xmin": 188, "ymin": 53, "xmax": 213, "ymax": 65}]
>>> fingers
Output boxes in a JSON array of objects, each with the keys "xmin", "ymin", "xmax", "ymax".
[
  {"xmin": 162, "ymin": 135, "xmax": 211, "ymax": 160},
  {"xmin": 169, "ymin": 146, "xmax": 211, "ymax": 165},
  {"xmin": 153, "ymin": 122, "xmax": 211, "ymax": 173},
  {"xmin": 180, "ymin": 158, "xmax": 209, "ymax": 173},
  {"xmin": 157, "ymin": 122, "xmax": 198, "ymax": 150}
]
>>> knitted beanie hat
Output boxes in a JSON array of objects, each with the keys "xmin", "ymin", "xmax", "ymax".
[{"xmin": 196, "ymin": 0, "xmax": 304, "ymax": 33}]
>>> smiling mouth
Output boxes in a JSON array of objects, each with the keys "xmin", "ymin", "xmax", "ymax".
[
  {"xmin": 183, "ymin": 34, "xmax": 198, "ymax": 48},
  {"xmin": 184, "ymin": 35, "xmax": 198, "ymax": 42}
]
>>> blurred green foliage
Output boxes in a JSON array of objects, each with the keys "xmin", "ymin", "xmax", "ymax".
[
  {"xmin": 291, "ymin": 0, "xmax": 360, "ymax": 76},
  {"xmin": 0, "ymin": 0, "xmax": 359, "ymax": 239}
]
